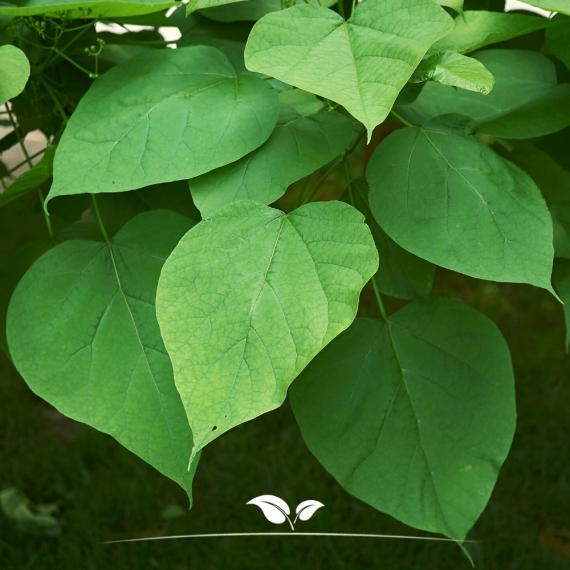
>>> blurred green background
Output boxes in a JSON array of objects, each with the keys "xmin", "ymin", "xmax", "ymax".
[{"xmin": 1, "ymin": 265, "xmax": 569, "ymax": 569}]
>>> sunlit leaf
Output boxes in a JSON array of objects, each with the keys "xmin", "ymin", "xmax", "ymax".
[{"xmin": 0, "ymin": 45, "xmax": 29, "ymax": 105}]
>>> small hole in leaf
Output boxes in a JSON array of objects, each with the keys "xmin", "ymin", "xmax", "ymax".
[{"xmin": 212, "ymin": 426, "xmax": 217, "ymax": 431}]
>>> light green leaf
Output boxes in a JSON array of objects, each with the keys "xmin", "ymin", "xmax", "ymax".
[
  {"xmin": 278, "ymin": 89, "xmax": 323, "ymax": 117},
  {"xmin": 547, "ymin": 15, "xmax": 570, "ymax": 71},
  {"xmin": 0, "ymin": 45, "xmax": 29, "ymax": 105},
  {"xmin": 428, "ymin": 10, "xmax": 552, "ymax": 55},
  {"xmin": 366, "ymin": 114, "xmax": 555, "ymax": 292},
  {"xmin": 0, "ymin": 145, "xmax": 54, "ymax": 209},
  {"xmin": 244, "ymin": 0, "xmax": 453, "ymax": 138},
  {"xmin": 156, "ymin": 200, "xmax": 378, "ymax": 460},
  {"xmin": 411, "ymin": 51, "xmax": 494, "ymax": 95},
  {"xmin": 198, "ymin": 0, "xmax": 335, "ymax": 22},
  {"xmin": 553, "ymin": 259, "xmax": 570, "ymax": 349},
  {"xmin": 341, "ymin": 178, "xmax": 434, "ymax": 300},
  {"xmin": 495, "ymin": 141, "xmax": 570, "ymax": 260},
  {"xmin": 189, "ymin": 108, "xmax": 353, "ymax": 218},
  {"xmin": 47, "ymin": 46, "xmax": 280, "ymax": 205},
  {"xmin": 396, "ymin": 50, "xmax": 570, "ymax": 139},
  {"xmin": 520, "ymin": 0, "xmax": 570, "ymax": 15},
  {"xmin": 0, "ymin": 0, "xmax": 176, "ymax": 17},
  {"xmin": 290, "ymin": 297, "xmax": 516, "ymax": 540},
  {"xmin": 7, "ymin": 210, "xmax": 200, "ymax": 500}
]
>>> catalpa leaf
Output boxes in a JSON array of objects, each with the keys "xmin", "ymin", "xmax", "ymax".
[
  {"xmin": 189, "ymin": 107, "xmax": 353, "ymax": 218},
  {"xmin": 0, "ymin": 45, "xmax": 30, "ymax": 106},
  {"xmin": 247, "ymin": 495, "xmax": 291, "ymax": 524},
  {"xmin": 0, "ymin": 0, "xmax": 177, "ymax": 18},
  {"xmin": 156, "ymin": 200, "xmax": 378, "ymax": 461},
  {"xmin": 396, "ymin": 50, "xmax": 570, "ymax": 139},
  {"xmin": 366, "ymin": 115, "xmax": 555, "ymax": 292},
  {"xmin": 47, "ymin": 46, "xmax": 280, "ymax": 205},
  {"xmin": 7, "ymin": 211, "xmax": 200, "ymax": 501},
  {"xmin": 520, "ymin": 0, "xmax": 570, "ymax": 15},
  {"xmin": 341, "ymin": 178, "xmax": 434, "ymax": 301},
  {"xmin": 295, "ymin": 500, "xmax": 324, "ymax": 522},
  {"xmin": 547, "ymin": 15, "xmax": 570, "ymax": 71},
  {"xmin": 428, "ymin": 10, "xmax": 552, "ymax": 55},
  {"xmin": 278, "ymin": 89, "xmax": 324, "ymax": 117},
  {"xmin": 244, "ymin": 0, "xmax": 453, "ymax": 139},
  {"xmin": 290, "ymin": 297, "xmax": 516, "ymax": 540},
  {"xmin": 411, "ymin": 51, "xmax": 494, "ymax": 95}
]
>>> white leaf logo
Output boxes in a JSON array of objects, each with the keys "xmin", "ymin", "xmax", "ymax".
[
  {"xmin": 247, "ymin": 495, "xmax": 324, "ymax": 530},
  {"xmin": 294, "ymin": 500, "xmax": 325, "ymax": 523}
]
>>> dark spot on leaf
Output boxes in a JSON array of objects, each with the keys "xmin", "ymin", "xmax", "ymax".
[{"xmin": 212, "ymin": 426, "xmax": 217, "ymax": 431}]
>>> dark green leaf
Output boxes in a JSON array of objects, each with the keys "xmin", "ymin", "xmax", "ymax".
[
  {"xmin": 366, "ymin": 115, "xmax": 555, "ymax": 292},
  {"xmin": 47, "ymin": 46, "xmax": 280, "ymax": 204},
  {"xmin": 244, "ymin": 0, "xmax": 453, "ymax": 138},
  {"xmin": 547, "ymin": 15, "xmax": 570, "ymax": 71},
  {"xmin": 7, "ymin": 210, "xmax": 200, "ymax": 499},
  {"xmin": 156, "ymin": 200, "xmax": 378, "ymax": 460},
  {"xmin": 189, "ymin": 108, "xmax": 353, "ymax": 217},
  {"xmin": 290, "ymin": 297, "xmax": 516, "ymax": 540}
]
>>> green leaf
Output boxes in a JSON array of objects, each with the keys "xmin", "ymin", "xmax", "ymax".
[
  {"xmin": 428, "ymin": 10, "xmax": 552, "ymax": 55},
  {"xmin": 547, "ymin": 15, "xmax": 570, "ymax": 71},
  {"xmin": 198, "ymin": 0, "xmax": 335, "ymax": 22},
  {"xmin": 7, "ymin": 210, "xmax": 200, "ymax": 500},
  {"xmin": 0, "ymin": 45, "xmax": 29, "ymax": 106},
  {"xmin": 156, "ymin": 200, "xmax": 378, "ymax": 460},
  {"xmin": 47, "ymin": 46, "xmax": 280, "ymax": 205},
  {"xmin": 519, "ymin": 0, "xmax": 570, "ymax": 15},
  {"xmin": 341, "ymin": 178, "xmax": 434, "ymax": 300},
  {"xmin": 187, "ymin": 0, "xmax": 243, "ymax": 14},
  {"xmin": 0, "ymin": 145, "xmax": 54, "ymax": 209},
  {"xmin": 436, "ymin": 0, "xmax": 463, "ymax": 12},
  {"xmin": 396, "ymin": 50, "xmax": 570, "ymax": 139},
  {"xmin": 244, "ymin": 0, "xmax": 453, "ymax": 138},
  {"xmin": 494, "ymin": 141, "xmax": 570, "ymax": 260},
  {"xmin": 553, "ymin": 259, "xmax": 570, "ymax": 349},
  {"xmin": 278, "ymin": 89, "xmax": 324, "ymax": 117},
  {"xmin": 0, "ymin": 0, "xmax": 176, "ymax": 18},
  {"xmin": 290, "ymin": 297, "xmax": 516, "ymax": 540},
  {"xmin": 136, "ymin": 180, "xmax": 202, "ymax": 221},
  {"xmin": 410, "ymin": 51, "xmax": 494, "ymax": 95},
  {"xmin": 189, "ymin": 108, "xmax": 353, "ymax": 218},
  {"xmin": 366, "ymin": 114, "xmax": 555, "ymax": 292}
]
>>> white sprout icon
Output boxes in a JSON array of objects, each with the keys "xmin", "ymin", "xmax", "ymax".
[{"xmin": 246, "ymin": 495, "xmax": 324, "ymax": 530}]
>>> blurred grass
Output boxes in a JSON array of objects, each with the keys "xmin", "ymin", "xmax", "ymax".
[{"xmin": 1, "ymin": 266, "xmax": 570, "ymax": 569}]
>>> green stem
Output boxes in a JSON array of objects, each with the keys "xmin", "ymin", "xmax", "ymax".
[
  {"xmin": 343, "ymin": 160, "xmax": 354, "ymax": 206},
  {"xmin": 37, "ymin": 187, "xmax": 55, "ymax": 244},
  {"xmin": 351, "ymin": 0, "xmax": 357, "ymax": 16},
  {"xmin": 91, "ymin": 195, "xmax": 110, "ymax": 244},
  {"xmin": 40, "ymin": 24, "xmax": 94, "ymax": 70},
  {"xmin": 370, "ymin": 275, "xmax": 387, "ymax": 320},
  {"xmin": 5, "ymin": 148, "xmax": 46, "ymax": 176},
  {"xmin": 337, "ymin": 0, "xmax": 345, "ymax": 18},
  {"xmin": 39, "ymin": 76, "xmax": 68, "ymax": 124},
  {"xmin": 51, "ymin": 48, "xmax": 95, "ymax": 77},
  {"xmin": 389, "ymin": 110, "xmax": 414, "ymax": 128}
]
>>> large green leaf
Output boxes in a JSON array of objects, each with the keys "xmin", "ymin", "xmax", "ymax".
[
  {"xmin": 0, "ymin": 45, "xmax": 29, "ymax": 105},
  {"xmin": 189, "ymin": 108, "xmax": 353, "ymax": 218},
  {"xmin": 0, "ymin": 0, "xmax": 176, "ymax": 17},
  {"xmin": 47, "ymin": 46, "xmax": 280, "ymax": 205},
  {"xmin": 290, "ymin": 297, "xmax": 516, "ymax": 540},
  {"xmin": 156, "ymin": 200, "xmax": 378, "ymax": 460},
  {"xmin": 396, "ymin": 50, "xmax": 570, "ymax": 139},
  {"xmin": 244, "ymin": 0, "xmax": 453, "ymax": 138},
  {"xmin": 6, "ymin": 210, "xmax": 200, "ymax": 500},
  {"xmin": 198, "ymin": 0, "xmax": 335, "ymax": 22},
  {"xmin": 341, "ymin": 178, "xmax": 434, "ymax": 300},
  {"xmin": 410, "ymin": 51, "xmax": 494, "ymax": 94},
  {"xmin": 366, "ymin": 115, "xmax": 555, "ymax": 292},
  {"xmin": 520, "ymin": 0, "xmax": 570, "ymax": 15},
  {"xmin": 547, "ymin": 15, "xmax": 570, "ymax": 71},
  {"xmin": 0, "ymin": 145, "xmax": 54, "ymax": 209},
  {"xmin": 428, "ymin": 10, "xmax": 551, "ymax": 55},
  {"xmin": 494, "ymin": 142, "xmax": 570, "ymax": 260}
]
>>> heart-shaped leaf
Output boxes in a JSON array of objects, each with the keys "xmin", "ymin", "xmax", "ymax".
[
  {"xmin": 295, "ymin": 500, "xmax": 324, "ymax": 522},
  {"xmin": 244, "ymin": 0, "xmax": 453, "ymax": 138},
  {"xmin": 47, "ymin": 46, "xmax": 280, "ymax": 205},
  {"xmin": 156, "ymin": 200, "xmax": 378, "ymax": 460},
  {"xmin": 247, "ymin": 495, "xmax": 291, "ymax": 525},
  {"xmin": 0, "ymin": 45, "xmax": 30, "ymax": 106},
  {"xmin": 397, "ymin": 49, "xmax": 570, "ymax": 139},
  {"xmin": 366, "ymin": 114, "xmax": 555, "ymax": 292},
  {"xmin": 290, "ymin": 297, "xmax": 516, "ymax": 540},
  {"xmin": 189, "ymin": 107, "xmax": 353, "ymax": 218},
  {"xmin": 7, "ymin": 211, "xmax": 200, "ymax": 500},
  {"xmin": 410, "ymin": 51, "xmax": 494, "ymax": 95}
]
